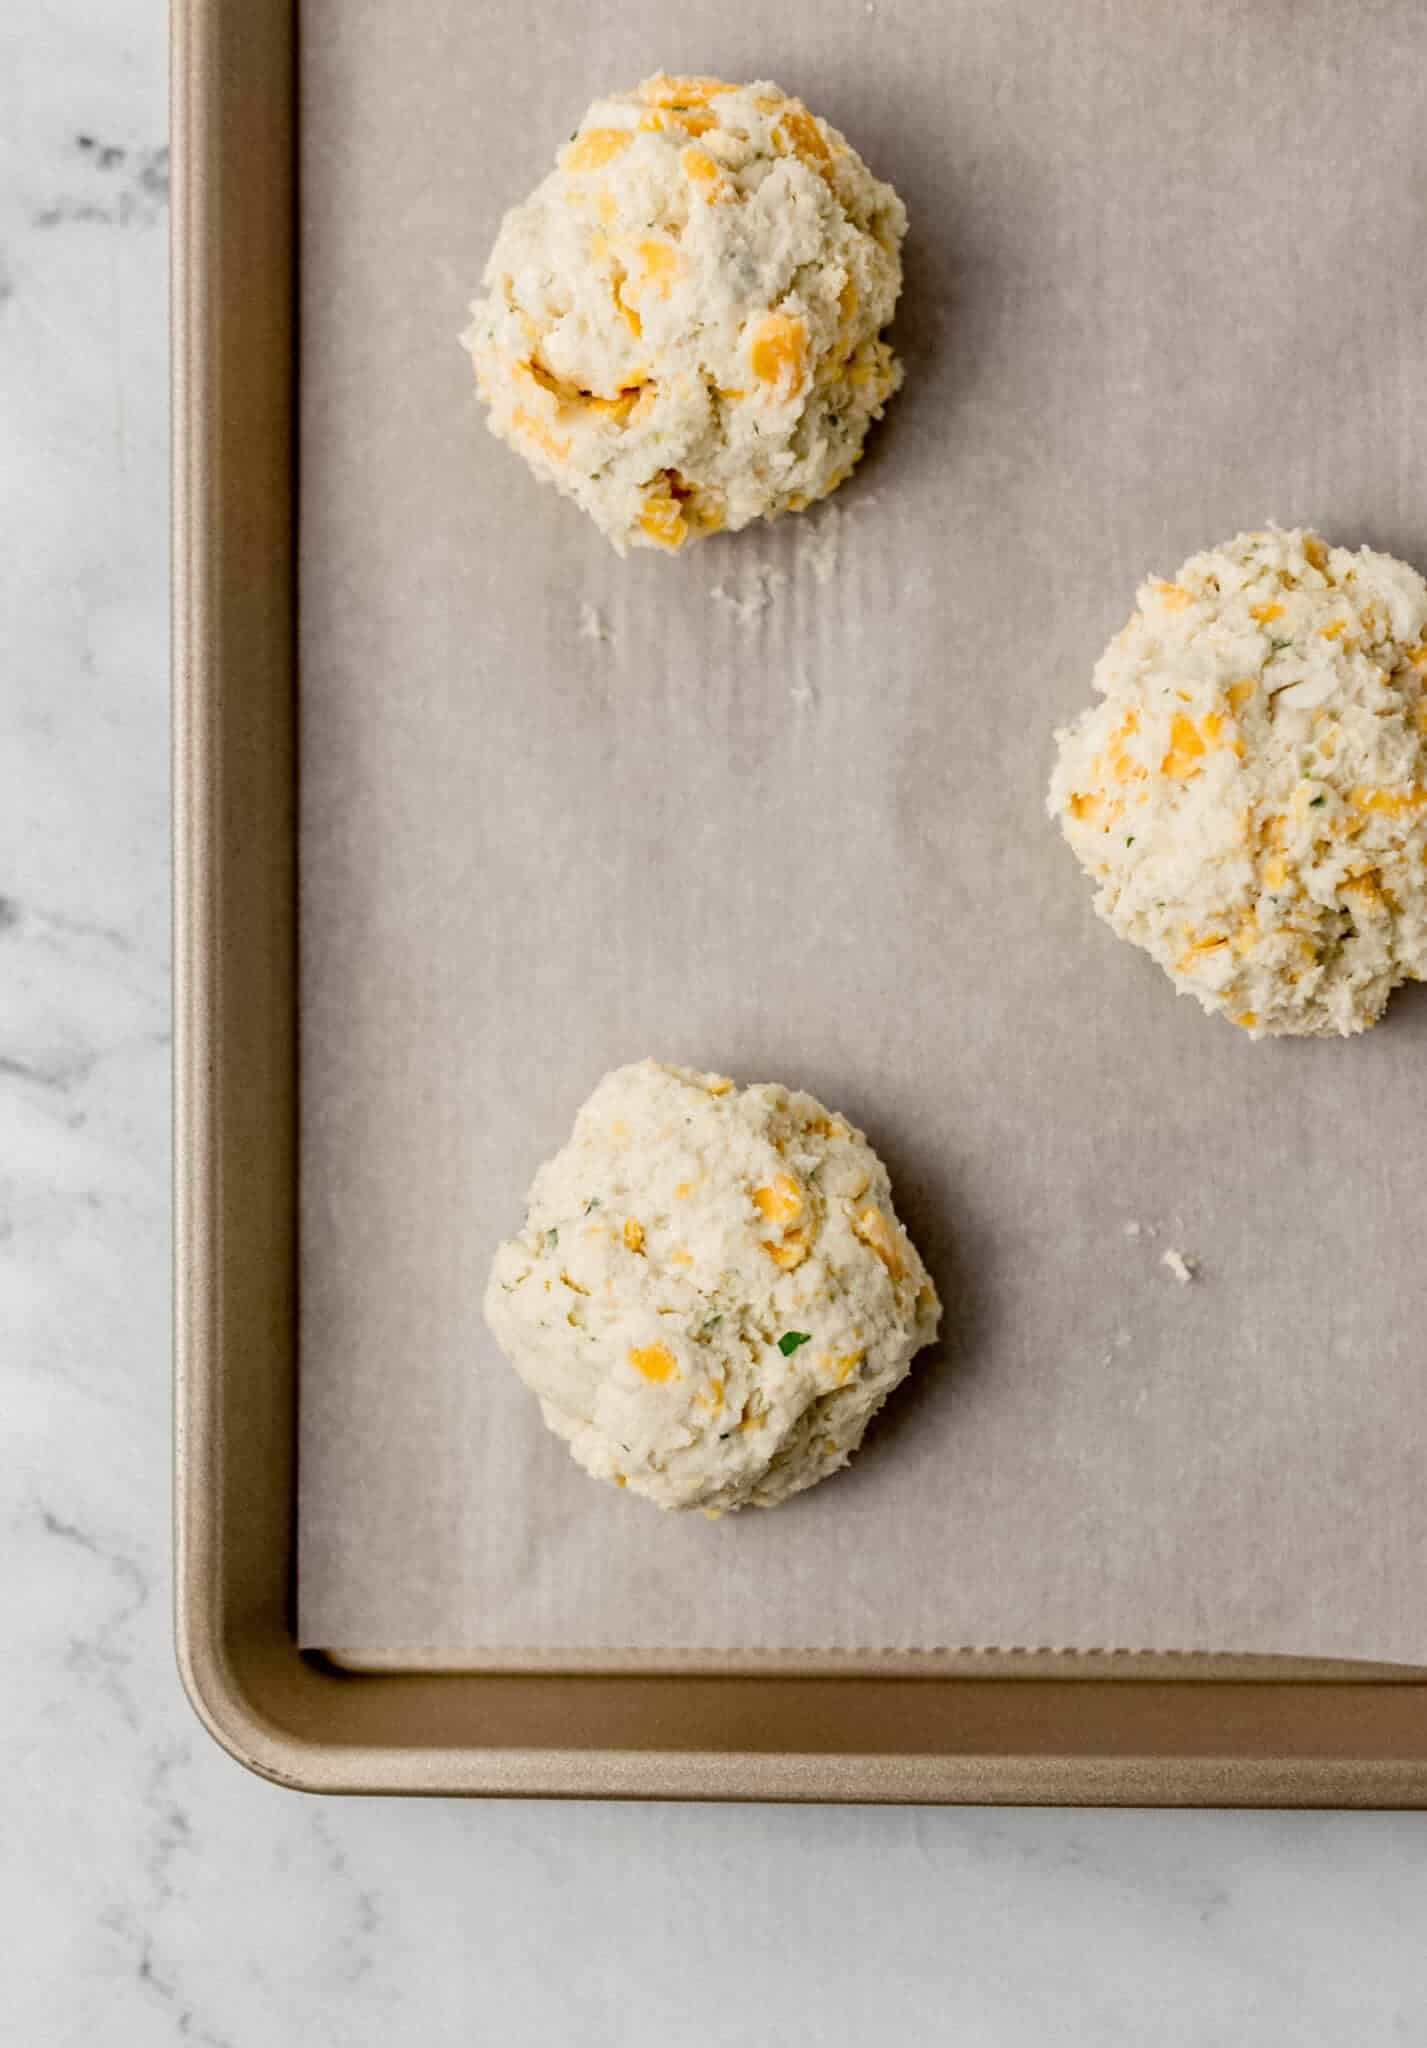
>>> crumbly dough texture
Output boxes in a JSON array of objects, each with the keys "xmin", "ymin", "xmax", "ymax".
[
  {"xmin": 1049, "ymin": 530, "xmax": 1427, "ymax": 1038},
  {"xmin": 484, "ymin": 1061, "xmax": 940, "ymax": 1512},
  {"xmin": 462, "ymin": 74, "xmax": 906, "ymax": 554}
]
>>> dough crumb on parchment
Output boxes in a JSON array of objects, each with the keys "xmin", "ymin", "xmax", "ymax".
[
  {"xmin": 578, "ymin": 601, "xmax": 614, "ymax": 642},
  {"xmin": 710, "ymin": 562, "xmax": 787, "ymax": 626},
  {"xmin": 796, "ymin": 501, "xmax": 843, "ymax": 586},
  {"xmin": 484, "ymin": 1059, "xmax": 940, "ymax": 1513}
]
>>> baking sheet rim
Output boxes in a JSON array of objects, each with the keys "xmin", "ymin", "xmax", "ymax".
[{"xmin": 170, "ymin": 0, "xmax": 1427, "ymax": 1803}]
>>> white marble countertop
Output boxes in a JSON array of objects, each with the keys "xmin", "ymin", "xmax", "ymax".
[{"xmin": 4, "ymin": 6, "xmax": 1425, "ymax": 2041}]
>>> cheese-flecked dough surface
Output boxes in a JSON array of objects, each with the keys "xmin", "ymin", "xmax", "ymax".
[
  {"xmin": 484, "ymin": 1061, "xmax": 941, "ymax": 1512},
  {"xmin": 462, "ymin": 74, "xmax": 906, "ymax": 554},
  {"xmin": 1049, "ymin": 530, "xmax": 1427, "ymax": 1038}
]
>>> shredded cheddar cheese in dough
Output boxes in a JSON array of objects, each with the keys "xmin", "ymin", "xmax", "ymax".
[
  {"xmin": 1049, "ymin": 529, "xmax": 1427, "ymax": 1038},
  {"xmin": 484, "ymin": 1060, "xmax": 939, "ymax": 1512},
  {"xmin": 461, "ymin": 77, "xmax": 906, "ymax": 553}
]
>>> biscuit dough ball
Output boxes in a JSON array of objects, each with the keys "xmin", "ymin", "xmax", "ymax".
[
  {"xmin": 462, "ymin": 74, "xmax": 907, "ymax": 553},
  {"xmin": 484, "ymin": 1061, "xmax": 940, "ymax": 1512},
  {"xmin": 1049, "ymin": 529, "xmax": 1427, "ymax": 1038}
]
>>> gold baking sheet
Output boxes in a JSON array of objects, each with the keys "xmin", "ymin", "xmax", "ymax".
[{"xmin": 173, "ymin": 0, "xmax": 1427, "ymax": 1800}]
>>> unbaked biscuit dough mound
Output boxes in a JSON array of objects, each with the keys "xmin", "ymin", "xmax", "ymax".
[
  {"xmin": 1049, "ymin": 529, "xmax": 1427, "ymax": 1038},
  {"xmin": 484, "ymin": 1061, "xmax": 940, "ymax": 1512},
  {"xmin": 462, "ymin": 74, "xmax": 906, "ymax": 553}
]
